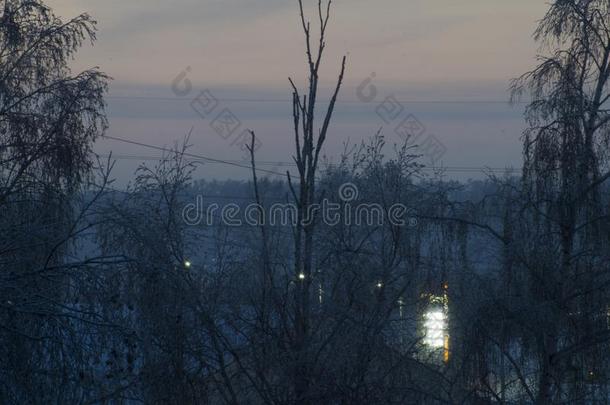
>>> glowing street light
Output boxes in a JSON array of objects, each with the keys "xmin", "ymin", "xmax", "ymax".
[
  {"xmin": 298, "ymin": 273, "xmax": 306, "ymax": 280},
  {"xmin": 184, "ymin": 260, "xmax": 192, "ymax": 269}
]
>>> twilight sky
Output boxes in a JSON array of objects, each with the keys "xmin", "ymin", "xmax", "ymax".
[{"xmin": 51, "ymin": 0, "xmax": 548, "ymax": 183}]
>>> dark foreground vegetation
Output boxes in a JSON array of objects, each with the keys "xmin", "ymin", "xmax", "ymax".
[{"xmin": 2, "ymin": 0, "xmax": 610, "ymax": 403}]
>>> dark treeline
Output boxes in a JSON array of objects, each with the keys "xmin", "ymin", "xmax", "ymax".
[{"xmin": 2, "ymin": 0, "xmax": 610, "ymax": 404}]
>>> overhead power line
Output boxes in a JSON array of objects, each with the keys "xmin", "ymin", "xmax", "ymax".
[
  {"xmin": 101, "ymin": 135, "xmax": 287, "ymax": 177},
  {"xmin": 105, "ymin": 95, "xmax": 526, "ymax": 105},
  {"xmin": 97, "ymin": 153, "xmax": 522, "ymax": 174}
]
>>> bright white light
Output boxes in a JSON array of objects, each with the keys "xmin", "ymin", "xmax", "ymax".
[
  {"xmin": 376, "ymin": 282, "xmax": 383, "ymax": 288},
  {"xmin": 298, "ymin": 273, "xmax": 306, "ymax": 280},
  {"xmin": 423, "ymin": 309, "xmax": 446, "ymax": 348},
  {"xmin": 184, "ymin": 260, "xmax": 192, "ymax": 269}
]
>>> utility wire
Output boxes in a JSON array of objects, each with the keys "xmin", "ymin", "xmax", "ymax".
[
  {"xmin": 101, "ymin": 135, "xmax": 287, "ymax": 178},
  {"xmin": 97, "ymin": 153, "xmax": 522, "ymax": 174},
  {"xmin": 105, "ymin": 95, "xmax": 526, "ymax": 105}
]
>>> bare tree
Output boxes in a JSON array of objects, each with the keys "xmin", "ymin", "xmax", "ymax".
[
  {"xmin": 286, "ymin": 1, "xmax": 346, "ymax": 401},
  {"xmin": 507, "ymin": 2, "xmax": 610, "ymax": 401},
  {"xmin": 0, "ymin": 1, "xmax": 110, "ymax": 402}
]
